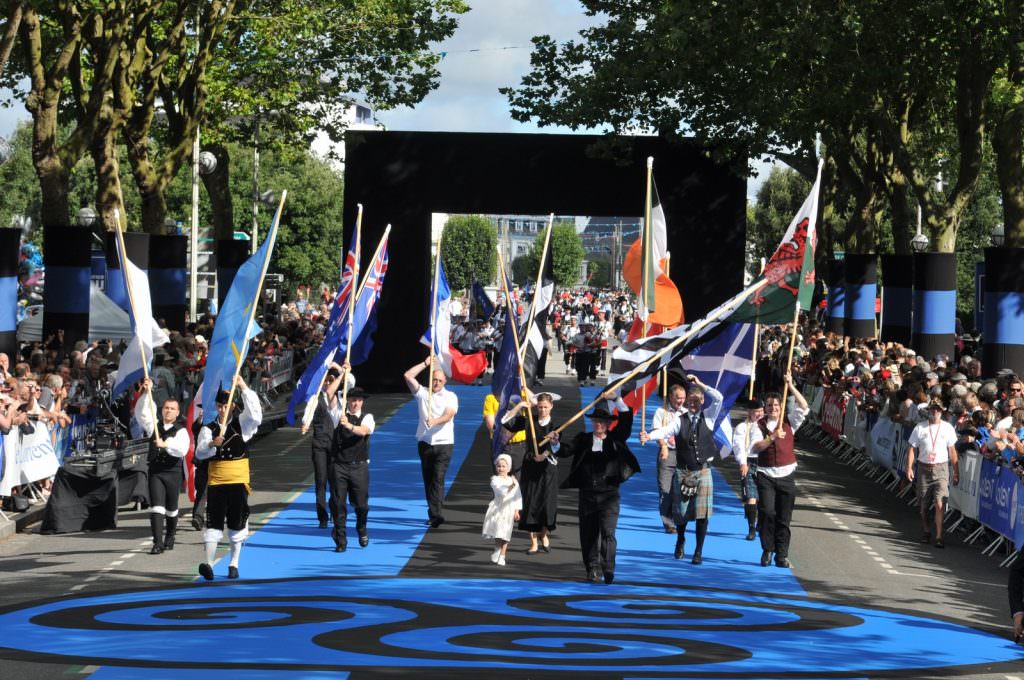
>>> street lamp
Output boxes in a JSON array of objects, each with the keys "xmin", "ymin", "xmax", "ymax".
[
  {"xmin": 163, "ymin": 217, "xmax": 177, "ymax": 234},
  {"xmin": 911, "ymin": 232, "xmax": 930, "ymax": 253},
  {"xmin": 76, "ymin": 207, "xmax": 97, "ymax": 228},
  {"xmin": 992, "ymin": 222, "xmax": 1005, "ymax": 247}
]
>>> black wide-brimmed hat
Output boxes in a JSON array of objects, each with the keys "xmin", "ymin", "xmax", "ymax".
[
  {"xmin": 347, "ymin": 387, "xmax": 369, "ymax": 399},
  {"xmin": 215, "ymin": 389, "xmax": 231, "ymax": 405},
  {"xmin": 586, "ymin": 405, "xmax": 618, "ymax": 422}
]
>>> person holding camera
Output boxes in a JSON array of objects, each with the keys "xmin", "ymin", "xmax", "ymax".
[
  {"xmin": 640, "ymin": 375, "xmax": 724, "ymax": 566},
  {"xmin": 135, "ymin": 378, "xmax": 189, "ymax": 554},
  {"xmin": 194, "ymin": 375, "xmax": 263, "ymax": 580},
  {"xmin": 906, "ymin": 400, "xmax": 959, "ymax": 548}
]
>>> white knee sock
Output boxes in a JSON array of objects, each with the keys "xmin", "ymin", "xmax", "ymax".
[
  {"xmin": 229, "ymin": 539, "xmax": 242, "ymax": 568},
  {"xmin": 204, "ymin": 541, "xmax": 218, "ymax": 564}
]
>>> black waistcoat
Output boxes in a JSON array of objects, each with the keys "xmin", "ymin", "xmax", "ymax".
[{"xmin": 331, "ymin": 412, "xmax": 369, "ymax": 463}]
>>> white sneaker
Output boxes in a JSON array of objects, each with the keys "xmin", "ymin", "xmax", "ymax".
[
  {"xmin": 497, "ymin": 555, "xmax": 506, "ymax": 566},
  {"xmin": 491, "ymin": 548, "xmax": 501, "ymax": 563}
]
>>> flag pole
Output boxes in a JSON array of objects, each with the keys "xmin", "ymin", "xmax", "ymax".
[
  {"xmin": 339, "ymin": 204, "xmax": 364, "ymax": 406},
  {"xmin": 517, "ymin": 213, "xmax": 555, "ymax": 367},
  {"xmin": 300, "ymin": 223, "xmax": 391, "ymax": 433},
  {"xmin": 427, "ymin": 227, "xmax": 445, "ymax": 416},
  {"xmin": 748, "ymin": 258, "xmax": 766, "ymax": 401},
  {"xmin": 777, "ymin": 301, "xmax": 802, "ymax": 426},
  {"xmin": 641, "ymin": 156, "xmax": 654, "ymax": 430},
  {"xmin": 496, "ymin": 247, "xmax": 541, "ymax": 460},
  {"xmin": 219, "ymin": 190, "xmax": 287, "ymax": 432},
  {"xmin": 547, "ymin": 274, "xmax": 768, "ymax": 441},
  {"xmin": 112, "ymin": 207, "xmax": 159, "ymax": 426},
  {"xmin": 660, "ymin": 250, "xmax": 670, "ymax": 402}
]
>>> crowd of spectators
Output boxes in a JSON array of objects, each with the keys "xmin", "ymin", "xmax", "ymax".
[
  {"xmin": 750, "ymin": 315, "xmax": 1024, "ymax": 471},
  {"xmin": 0, "ymin": 286, "xmax": 333, "ymax": 508}
]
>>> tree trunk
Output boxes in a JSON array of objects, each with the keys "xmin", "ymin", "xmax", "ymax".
[
  {"xmin": 126, "ymin": 140, "xmax": 170, "ymax": 234},
  {"xmin": 91, "ymin": 105, "xmax": 124, "ymax": 231},
  {"xmin": 30, "ymin": 102, "xmax": 71, "ymax": 227},
  {"xmin": 0, "ymin": 2, "xmax": 24, "ymax": 81},
  {"xmin": 992, "ymin": 0, "xmax": 1024, "ymax": 248},
  {"xmin": 201, "ymin": 143, "xmax": 234, "ymax": 240}
]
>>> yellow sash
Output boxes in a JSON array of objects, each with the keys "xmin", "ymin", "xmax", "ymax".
[{"xmin": 208, "ymin": 458, "xmax": 250, "ymax": 493}]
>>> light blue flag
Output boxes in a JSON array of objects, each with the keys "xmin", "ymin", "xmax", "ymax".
[
  {"xmin": 202, "ymin": 203, "xmax": 282, "ymax": 422},
  {"xmin": 679, "ymin": 322, "xmax": 755, "ymax": 457}
]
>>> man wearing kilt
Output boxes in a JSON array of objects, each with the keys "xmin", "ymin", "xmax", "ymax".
[{"xmin": 641, "ymin": 375, "xmax": 723, "ymax": 565}]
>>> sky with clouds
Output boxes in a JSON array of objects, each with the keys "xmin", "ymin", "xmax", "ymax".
[{"xmin": 0, "ymin": 1, "xmax": 771, "ymax": 199}]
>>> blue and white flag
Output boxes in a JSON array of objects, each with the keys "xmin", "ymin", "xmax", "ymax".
[
  {"xmin": 490, "ymin": 299, "xmax": 523, "ymax": 460},
  {"xmin": 472, "ymin": 281, "xmax": 494, "ymax": 319},
  {"xmin": 679, "ymin": 322, "xmax": 755, "ymax": 458},
  {"xmin": 112, "ymin": 231, "xmax": 169, "ymax": 398},
  {"xmin": 419, "ymin": 259, "xmax": 452, "ymax": 375}
]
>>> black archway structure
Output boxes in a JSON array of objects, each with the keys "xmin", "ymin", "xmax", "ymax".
[{"xmin": 342, "ymin": 131, "xmax": 746, "ymax": 391}]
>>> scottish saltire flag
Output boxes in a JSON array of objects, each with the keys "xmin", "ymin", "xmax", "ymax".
[
  {"xmin": 491, "ymin": 300, "xmax": 522, "ymax": 460},
  {"xmin": 420, "ymin": 259, "xmax": 452, "ymax": 375},
  {"xmin": 202, "ymin": 198, "xmax": 283, "ymax": 423},
  {"xmin": 679, "ymin": 323, "xmax": 755, "ymax": 457},
  {"xmin": 112, "ymin": 231, "xmax": 169, "ymax": 398},
  {"xmin": 287, "ymin": 243, "xmax": 359, "ymax": 425}
]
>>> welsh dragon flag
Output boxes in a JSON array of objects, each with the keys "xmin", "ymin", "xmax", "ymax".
[{"xmin": 608, "ymin": 161, "xmax": 821, "ymax": 394}]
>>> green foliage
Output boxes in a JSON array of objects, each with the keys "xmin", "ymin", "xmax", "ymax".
[
  {"xmin": 587, "ymin": 257, "xmax": 612, "ymax": 288},
  {"xmin": 954, "ymin": 156, "xmax": 1002, "ymax": 326},
  {"xmin": 440, "ymin": 215, "xmax": 497, "ymax": 291},
  {"xmin": 750, "ymin": 167, "xmax": 811, "ymax": 272},
  {"xmin": 537, "ymin": 223, "xmax": 585, "ymax": 287},
  {"xmin": 511, "ymin": 253, "xmax": 538, "ymax": 287}
]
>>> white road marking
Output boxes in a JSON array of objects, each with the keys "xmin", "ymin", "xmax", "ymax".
[
  {"xmin": 110, "ymin": 560, "xmax": 124, "ymax": 566},
  {"xmin": 69, "ymin": 584, "xmax": 87, "ymax": 592}
]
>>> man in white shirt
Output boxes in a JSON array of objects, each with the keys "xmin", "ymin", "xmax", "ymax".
[
  {"xmin": 404, "ymin": 357, "xmax": 459, "ymax": 528},
  {"xmin": 194, "ymin": 376, "xmax": 263, "ymax": 580},
  {"xmin": 731, "ymin": 400, "xmax": 765, "ymax": 541},
  {"xmin": 135, "ymin": 378, "xmax": 190, "ymax": 554},
  {"xmin": 750, "ymin": 373, "xmax": 809, "ymax": 568},
  {"xmin": 650, "ymin": 384, "xmax": 686, "ymax": 533},
  {"xmin": 906, "ymin": 400, "xmax": 960, "ymax": 548}
]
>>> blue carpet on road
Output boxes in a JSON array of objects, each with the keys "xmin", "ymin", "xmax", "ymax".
[{"xmin": 0, "ymin": 384, "xmax": 1018, "ymax": 678}]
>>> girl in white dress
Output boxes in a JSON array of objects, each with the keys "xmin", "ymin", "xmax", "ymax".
[{"xmin": 482, "ymin": 453, "xmax": 522, "ymax": 566}]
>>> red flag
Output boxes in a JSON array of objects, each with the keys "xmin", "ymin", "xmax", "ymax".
[
  {"xmin": 449, "ymin": 345, "xmax": 488, "ymax": 384},
  {"xmin": 184, "ymin": 397, "xmax": 199, "ymax": 502},
  {"xmin": 620, "ymin": 316, "xmax": 668, "ymax": 412}
]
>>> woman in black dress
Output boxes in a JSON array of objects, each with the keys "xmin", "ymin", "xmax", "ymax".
[{"xmin": 501, "ymin": 391, "xmax": 561, "ymax": 554}]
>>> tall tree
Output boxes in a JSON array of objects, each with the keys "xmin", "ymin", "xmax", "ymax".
[{"xmin": 440, "ymin": 214, "xmax": 497, "ymax": 291}]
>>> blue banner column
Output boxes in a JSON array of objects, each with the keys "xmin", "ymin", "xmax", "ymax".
[
  {"xmin": 43, "ymin": 226, "xmax": 93, "ymax": 348},
  {"xmin": 148, "ymin": 234, "xmax": 187, "ymax": 332},
  {"xmin": 104, "ymin": 232, "xmax": 150, "ymax": 314},
  {"xmin": 974, "ymin": 261, "xmax": 985, "ymax": 334},
  {"xmin": 880, "ymin": 254, "xmax": 913, "ymax": 345},
  {"xmin": 0, "ymin": 228, "xmax": 20, "ymax": 361},
  {"xmin": 843, "ymin": 253, "xmax": 877, "ymax": 339},
  {"xmin": 826, "ymin": 258, "xmax": 845, "ymax": 335},
  {"xmin": 982, "ymin": 246, "xmax": 1024, "ymax": 377},
  {"xmin": 217, "ymin": 239, "xmax": 251, "ymax": 308},
  {"xmin": 912, "ymin": 252, "xmax": 956, "ymax": 361}
]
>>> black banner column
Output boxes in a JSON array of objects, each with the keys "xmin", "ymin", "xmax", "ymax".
[
  {"xmin": 217, "ymin": 240, "xmax": 251, "ymax": 309},
  {"xmin": 843, "ymin": 254, "xmax": 877, "ymax": 339},
  {"xmin": 911, "ymin": 252, "xmax": 956, "ymax": 361},
  {"xmin": 0, "ymin": 228, "xmax": 20, "ymax": 360},
  {"xmin": 826, "ymin": 258, "xmax": 846, "ymax": 335},
  {"xmin": 880, "ymin": 254, "xmax": 913, "ymax": 345},
  {"xmin": 105, "ymin": 232, "xmax": 150, "ymax": 314},
  {"xmin": 149, "ymin": 234, "xmax": 187, "ymax": 332},
  {"xmin": 43, "ymin": 226, "xmax": 93, "ymax": 348},
  {"xmin": 982, "ymin": 247, "xmax": 1024, "ymax": 377}
]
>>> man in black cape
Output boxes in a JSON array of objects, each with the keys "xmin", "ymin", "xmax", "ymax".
[{"xmin": 553, "ymin": 392, "xmax": 640, "ymax": 584}]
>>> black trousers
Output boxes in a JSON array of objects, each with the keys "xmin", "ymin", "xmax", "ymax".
[
  {"xmin": 148, "ymin": 464, "xmax": 183, "ymax": 513},
  {"xmin": 575, "ymin": 352, "xmax": 595, "ymax": 383},
  {"xmin": 311, "ymin": 446, "xmax": 332, "ymax": 523},
  {"xmin": 192, "ymin": 458, "xmax": 209, "ymax": 518},
  {"xmin": 756, "ymin": 472, "xmax": 797, "ymax": 557},
  {"xmin": 578, "ymin": 490, "xmax": 620, "ymax": 574},
  {"xmin": 329, "ymin": 459, "xmax": 369, "ymax": 536},
  {"xmin": 535, "ymin": 347, "xmax": 547, "ymax": 380},
  {"xmin": 206, "ymin": 483, "xmax": 250, "ymax": 532},
  {"xmin": 417, "ymin": 442, "xmax": 453, "ymax": 523}
]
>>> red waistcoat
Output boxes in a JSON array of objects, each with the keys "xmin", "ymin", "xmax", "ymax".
[{"xmin": 756, "ymin": 418, "xmax": 797, "ymax": 468}]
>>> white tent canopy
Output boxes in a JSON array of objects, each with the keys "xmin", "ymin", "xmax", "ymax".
[{"xmin": 17, "ymin": 284, "xmax": 134, "ymax": 342}]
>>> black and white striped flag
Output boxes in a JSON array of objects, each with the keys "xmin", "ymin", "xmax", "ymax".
[{"xmin": 520, "ymin": 236, "xmax": 554, "ymax": 384}]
